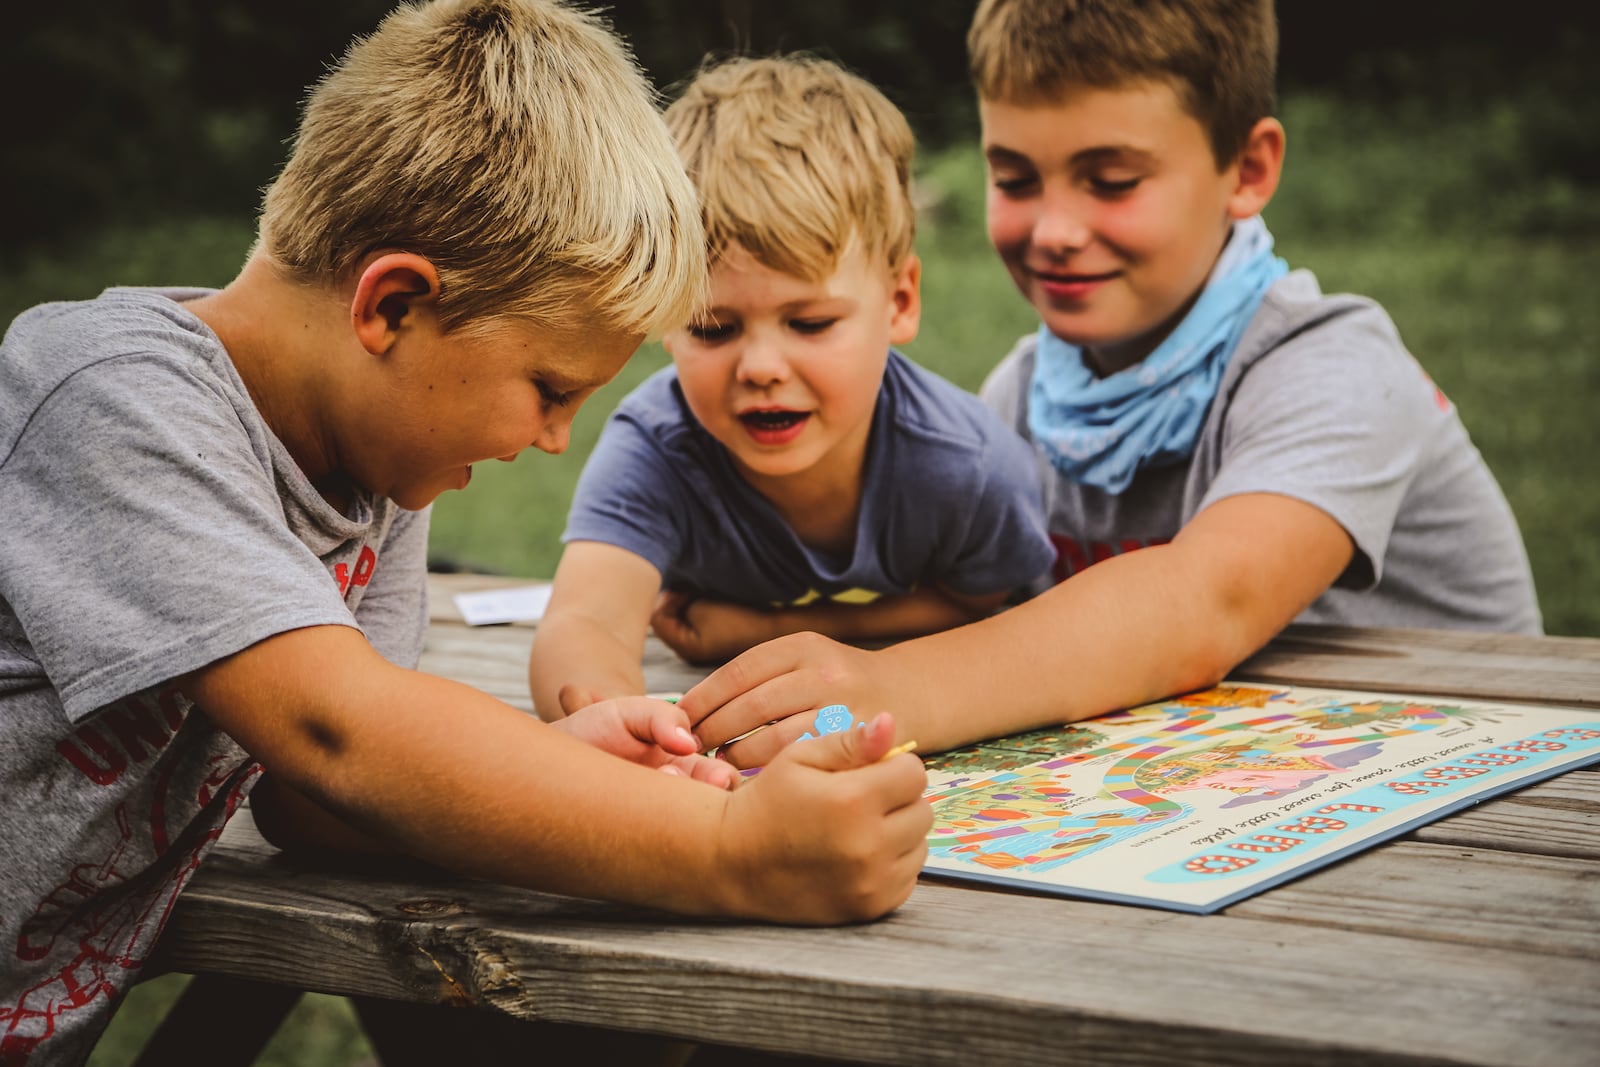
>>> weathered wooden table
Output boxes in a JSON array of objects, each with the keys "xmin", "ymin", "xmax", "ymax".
[{"xmin": 153, "ymin": 574, "xmax": 1600, "ymax": 1066}]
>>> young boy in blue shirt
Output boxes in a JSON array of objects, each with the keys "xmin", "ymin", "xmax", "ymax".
[
  {"xmin": 0, "ymin": 4, "xmax": 930, "ymax": 1061},
  {"xmin": 530, "ymin": 54, "xmax": 1053, "ymax": 719},
  {"xmin": 678, "ymin": 0, "xmax": 1540, "ymax": 766}
]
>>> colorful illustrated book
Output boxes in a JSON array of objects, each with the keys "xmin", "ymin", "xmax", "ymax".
[{"xmin": 918, "ymin": 682, "xmax": 1600, "ymax": 913}]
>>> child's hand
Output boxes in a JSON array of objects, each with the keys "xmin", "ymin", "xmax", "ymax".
[
  {"xmin": 679, "ymin": 632, "xmax": 890, "ymax": 768},
  {"xmin": 556, "ymin": 682, "xmax": 606, "ymax": 717},
  {"xmin": 715, "ymin": 711, "xmax": 929, "ymax": 924},
  {"xmin": 553, "ymin": 695, "xmax": 739, "ymax": 790},
  {"xmin": 651, "ymin": 591, "xmax": 777, "ymax": 665}
]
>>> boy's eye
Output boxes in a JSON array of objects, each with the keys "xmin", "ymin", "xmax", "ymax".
[
  {"xmin": 789, "ymin": 318, "xmax": 837, "ymax": 335},
  {"xmin": 1090, "ymin": 175, "xmax": 1141, "ymax": 196},
  {"xmin": 990, "ymin": 173, "xmax": 1038, "ymax": 196},
  {"xmin": 685, "ymin": 321, "xmax": 735, "ymax": 343},
  {"xmin": 537, "ymin": 381, "xmax": 576, "ymax": 407}
]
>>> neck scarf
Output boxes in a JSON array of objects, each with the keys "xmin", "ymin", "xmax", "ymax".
[{"xmin": 1026, "ymin": 216, "xmax": 1288, "ymax": 494}]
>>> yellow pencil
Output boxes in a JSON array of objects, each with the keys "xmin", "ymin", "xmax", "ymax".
[{"xmin": 878, "ymin": 740, "xmax": 918, "ymax": 762}]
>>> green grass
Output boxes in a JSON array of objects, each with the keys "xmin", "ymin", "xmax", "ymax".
[
  {"xmin": 85, "ymin": 975, "xmax": 373, "ymax": 1067},
  {"xmin": 0, "ymin": 84, "xmax": 1588, "ymax": 1064}
]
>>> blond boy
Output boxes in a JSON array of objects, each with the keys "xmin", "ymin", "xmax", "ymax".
[
  {"xmin": 530, "ymin": 55, "xmax": 1053, "ymax": 719},
  {"xmin": 679, "ymin": 0, "xmax": 1539, "ymax": 766},
  {"xmin": 0, "ymin": 5, "xmax": 928, "ymax": 1061}
]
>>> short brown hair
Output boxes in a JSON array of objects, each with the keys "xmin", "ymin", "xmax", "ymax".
[
  {"xmin": 968, "ymin": 0, "xmax": 1277, "ymax": 165},
  {"xmin": 259, "ymin": 0, "xmax": 704, "ymax": 337},
  {"xmin": 664, "ymin": 54, "xmax": 916, "ymax": 283}
]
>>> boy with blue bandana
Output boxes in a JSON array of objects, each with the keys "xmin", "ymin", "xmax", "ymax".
[
  {"xmin": 530, "ymin": 55, "xmax": 1053, "ymax": 718},
  {"xmin": 677, "ymin": 0, "xmax": 1540, "ymax": 767}
]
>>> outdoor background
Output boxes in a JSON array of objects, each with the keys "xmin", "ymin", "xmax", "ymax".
[{"xmin": 3, "ymin": 2, "xmax": 1594, "ymax": 1063}]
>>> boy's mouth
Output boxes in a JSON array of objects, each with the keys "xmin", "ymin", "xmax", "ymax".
[
  {"xmin": 738, "ymin": 408, "xmax": 810, "ymax": 445},
  {"xmin": 1034, "ymin": 268, "xmax": 1119, "ymax": 301}
]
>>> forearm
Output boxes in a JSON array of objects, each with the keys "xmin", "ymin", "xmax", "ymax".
[
  {"xmin": 248, "ymin": 774, "xmax": 399, "ymax": 859},
  {"xmin": 529, "ymin": 614, "xmax": 646, "ymax": 719},
  {"xmin": 773, "ymin": 586, "xmax": 1000, "ymax": 645},
  {"xmin": 882, "ymin": 545, "xmax": 1288, "ymax": 751},
  {"xmin": 194, "ymin": 631, "xmax": 736, "ymax": 915}
]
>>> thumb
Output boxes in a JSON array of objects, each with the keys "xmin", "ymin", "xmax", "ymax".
[{"xmin": 783, "ymin": 711, "xmax": 897, "ymax": 771}]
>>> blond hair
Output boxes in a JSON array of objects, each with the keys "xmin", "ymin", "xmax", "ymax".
[
  {"xmin": 968, "ymin": 0, "xmax": 1277, "ymax": 165},
  {"xmin": 259, "ymin": 0, "xmax": 704, "ymax": 337},
  {"xmin": 664, "ymin": 54, "xmax": 915, "ymax": 283}
]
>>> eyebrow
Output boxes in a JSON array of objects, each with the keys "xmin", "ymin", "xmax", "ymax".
[
  {"xmin": 540, "ymin": 369, "xmax": 601, "ymax": 396},
  {"xmin": 984, "ymin": 143, "xmax": 1157, "ymax": 168},
  {"xmin": 703, "ymin": 295, "xmax": 856, "ymax": 318}
]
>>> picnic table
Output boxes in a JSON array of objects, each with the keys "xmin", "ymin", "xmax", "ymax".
[{"xmin": 149, "ymin": 573, "xmax": 1600, "ymax": 1066}]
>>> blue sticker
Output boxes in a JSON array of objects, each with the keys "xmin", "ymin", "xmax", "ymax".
[{"xmin": 797, "ymin": 704, "xmax": 861, "ymax": 741}]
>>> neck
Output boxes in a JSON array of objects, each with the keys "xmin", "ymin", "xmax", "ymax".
[
  {"xmin": 739, "ymin": 444, "xmax": 868, "ymax": 557},
  {"xmin": 185, "ymin": 253, "xmax": 353, "ymax": 509}
]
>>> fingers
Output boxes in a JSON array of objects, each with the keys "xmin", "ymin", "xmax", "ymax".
[
  {"xmin": 654, "ymin": 589, "xmax": 694, "ymax": 620},
  {"xmin": 781, "ymin": 710, "xmax": 896, "ymax": 770},
  {"xmin": 682, "ymin": 635, "xmax": 846, "ymax": 749},
  {"xmin": 690, "ymin": 755, "xmax": 743, "ymax": 790},
  {"xmin": 713, "ymin": 719, "xmax": 803, "ymax": 769},
  {"xmin": 659, "ymin": 754, "xmax": 741, "ymax": 790},
  {"xmin": 650, "ymin": 591, "xmax": 697, "ymax": 651},
  {"xmin": 625, "ymin": 696, "xmax": 699, "ymax": 756},
  {"xmin": 678, "ymin": 633, "xmax": 813, "ymax": 729},
  {"xmin": 557, "ymin": 682, "xmax": 604, "ymax": 717}
]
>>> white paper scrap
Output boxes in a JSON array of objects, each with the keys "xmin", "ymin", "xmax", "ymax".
[{"xmin": 453, "ymin": 585, "xmax": 553, "ymax": 626}]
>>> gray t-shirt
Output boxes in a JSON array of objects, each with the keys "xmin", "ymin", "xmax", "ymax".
[
  {"xmin": 0, "ymin": 288, "xmax": 430, "ymax": 1065},
  {"xmin": 564, "ymin": 351, "xmax": 1054, "ymax": 605},
  {"xmin": 980, "ymin": 270, "xmax": 1541, "ymax": 634}
]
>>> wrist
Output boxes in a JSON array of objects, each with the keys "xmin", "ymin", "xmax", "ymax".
[
  {"xmin": 876, "ymin": 640, "xmax": 955, "ymax": 750},
  {"xmin": 705, "ymin": 788, "xmax": 761, "ymax": 918}
]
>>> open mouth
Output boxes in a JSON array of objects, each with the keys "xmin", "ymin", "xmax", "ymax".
[
  {"xmin": 740, "ymin": 410, "xmax": 807, "ymax": 432},
  {"xmin": 738, "ymin": 409, "xmax": 810, "ymax": 445}
]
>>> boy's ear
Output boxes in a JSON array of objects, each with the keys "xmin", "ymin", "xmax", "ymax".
[
  {"xmin": 350, "ymin": 252, "xmax": 442, "ymax": 356},
  {"xmin": 1227, "ymin": 117, "xmax": 1285, "ymax": 221},
  {"xmin": 887, "ymin": 253, "xmax": 922, "ymax": 346}
]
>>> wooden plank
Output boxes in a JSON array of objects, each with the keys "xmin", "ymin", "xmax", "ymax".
[
  {"xmin": 1227, "ymin": 840, "xmax": 1600, "ymax": 957},
  {"xmin": 1237, "ymin": 624, "xmax": 1600, "ymax": 709},
  {"xmin": 1409, "ymin": 769, "xmax": 1600, "ymax": 859},
  {"xmin": 418, "ymin": 624, "xmax": 538, "ymax": 710},
  {"xmin": 163, "ymin": 821, "xmax": 1600, "ymax": 1067}
]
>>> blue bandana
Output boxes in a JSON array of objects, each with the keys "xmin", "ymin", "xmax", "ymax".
[{"xmin": 1026, "ymin": 216, "xmax": 1288, "ymax": 494}]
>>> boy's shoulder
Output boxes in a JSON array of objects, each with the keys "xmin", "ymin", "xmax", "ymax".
[
  {"xmin": 882, "ymin": 349, "xmax": 1030, "ymax": 459},
  {"xmin": 2, "ymin": 287, "xmax": 229, "ymax": 442},
  {"xmin": 1245, "ymin": 269, "xmax": 1393, "ymax": 351},
  {"xmin": 610, "ymin": 362, "xmax": 696, "ymax": 442}
]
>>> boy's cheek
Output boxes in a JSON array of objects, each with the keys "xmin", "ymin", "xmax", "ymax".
[{"xmin": 985, "ymin": 204, "xmax": 1030, "ymax": 256}]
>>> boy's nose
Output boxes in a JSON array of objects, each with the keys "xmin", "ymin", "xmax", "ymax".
[
  {"xmin": 1030, "ymin": 193, "xmax": 1093, "ymax": 254},
  {"xmin": 533, "ymin": 417, "xmax": 572, "ymax": 456},
  {"xmin": 735, "ymin": 336, "xmax": 789, "ymax": 386}
]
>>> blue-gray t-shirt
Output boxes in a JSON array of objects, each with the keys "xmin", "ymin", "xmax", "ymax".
[{"xmin": 564, "ymin": 351, "xmax": 1054, "ymax": 605}]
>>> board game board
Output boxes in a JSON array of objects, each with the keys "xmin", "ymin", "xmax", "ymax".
[{"xmin": 917, "ymin": 681, "xmax": 1600, "ymax": 912}]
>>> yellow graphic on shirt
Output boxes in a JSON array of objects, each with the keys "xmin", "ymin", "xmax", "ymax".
[{"xmin": 782, "ymin": 587, "xmax": 884, "ymax": 607}]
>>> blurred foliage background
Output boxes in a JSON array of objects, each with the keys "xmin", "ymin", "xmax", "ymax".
[{"xmin": 0, "ymin": 4, "xmax": 1593, "ymax": 1056}]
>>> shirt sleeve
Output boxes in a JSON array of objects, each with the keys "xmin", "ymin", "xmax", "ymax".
[
  {"xmin": 560, "ymin": 409, "xmax": 684, "ymax": 579},
  {"xmin": 0, "ymin": 355, "xmax": 357, "ymax": 721},
  {"xmin": 1199, "ymin": 303, "xmax": 1441, "ymax": 590}
]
